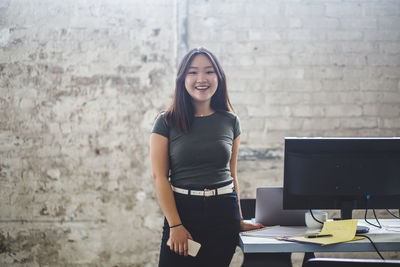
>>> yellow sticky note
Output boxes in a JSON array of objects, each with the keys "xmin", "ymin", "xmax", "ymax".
[
  {"xmin": 284, "ymin": 219, "xmax": 360, "ymax": 246},
  {"xmin": 319, "ymin": 219, "xmax": 358, "ymax": 243}
]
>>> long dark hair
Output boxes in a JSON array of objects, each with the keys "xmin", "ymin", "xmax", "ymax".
[{"xmin": 164, "ymin": 47, "xmax": 234, "ymax": 133}]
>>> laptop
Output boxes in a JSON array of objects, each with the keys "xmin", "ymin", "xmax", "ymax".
[{"xmin": 255, "ymin": 187, "xmax": 307, "ymax": 226}]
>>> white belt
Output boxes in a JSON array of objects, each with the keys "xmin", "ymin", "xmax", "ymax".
[{"xmin": 171, "ymin": 183, "xmax": 234, "ymax": 197}]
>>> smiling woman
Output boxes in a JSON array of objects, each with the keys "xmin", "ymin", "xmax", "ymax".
[
  {"xmin": 161, "ymin": 47, "xmax": 234, "ymax": 133},
  {"xmin": 184, "ymin": 54, "xmax": 218, "ymax": 110},
  {"xmin": 150, "ymin": 47, "xmax": 263, "ymax": 267}
]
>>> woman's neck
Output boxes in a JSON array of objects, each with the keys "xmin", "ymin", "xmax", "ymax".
[{"xmin": 193, "ymin": 102, "xmax": 214, "ymax": 117}]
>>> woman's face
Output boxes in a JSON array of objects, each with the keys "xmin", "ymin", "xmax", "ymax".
[{"xmin": 184, "ymin": 54, "xmax": 218, "ymax": 105}]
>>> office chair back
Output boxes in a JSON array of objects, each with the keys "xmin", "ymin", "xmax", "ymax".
[{"xmin": 240, "ymin": 199, "xmax": 256, "ymax": 220}]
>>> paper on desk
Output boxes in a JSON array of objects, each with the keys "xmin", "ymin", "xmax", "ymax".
[
  {"xmin": 282, "ymin": 219, "xmax": 364, "ymax": 245},
  {"xmin": 240, "ymin": 226, "xmax": 314, "ymax": 238}
]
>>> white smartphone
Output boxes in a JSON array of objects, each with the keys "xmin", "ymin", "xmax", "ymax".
[{"xmin": 167, "ymin": 239, "xmax": 201, "ymax": 257}]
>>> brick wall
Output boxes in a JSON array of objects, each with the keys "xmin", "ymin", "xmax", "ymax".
[
  {"xmin": 186, "ymin": 0, "xmax": 400, "ymax": 198},
  {"xmin": 1, "ymin": 0, "xmax": 399, "ymax": 266},
  {"xmin": 1, "ymin": 0, "xmax": 176, "ymax": 266}
]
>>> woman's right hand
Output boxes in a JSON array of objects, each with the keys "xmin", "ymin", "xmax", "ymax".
[{"xmin": 167, "ymin": 225, "xmax": 193, "ymax": 256}]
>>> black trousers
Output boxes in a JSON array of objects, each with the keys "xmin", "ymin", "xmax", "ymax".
[{"xmin": 158, "ymin": 182, "xmax": 241, "ymax": 267}]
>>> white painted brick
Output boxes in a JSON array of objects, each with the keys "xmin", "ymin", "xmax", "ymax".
[
  {"xmin": 284, "ymin": 3, "xmax": 325, "ymax": 16},
  {"xmin": 304, "ymin": 67, "xmax": 343, "ymax": 79},
  {"xmin": 330, "ymin": 54, "xmax": 367, "ymax": 67},
  {"xmin": 342, "ymin": 67, "xmax": 382, "ymax": 79},
  {"xmin": 15, "ymin": 88, "xmax": 38, "ymax": 99},
  {"xmin": 341, "ymin": 42, "xmax": 378, "ymax": 53},
  {"xmin": 46, "ymin": 168, "xmax": 61, "ymax": 180},
  {"xmin": 225, "ymin": 66, "xmax": 264, "ymax": 79},
  {"xmin": 379, "ymin": 43, "xmax": 400, "ymax": 54},
  {"xmin": 368, "ymin": 54, "xmax": 400, "ymax": 66},
  {"xmin": 286, "ymin": 29, "xmax": 326, "ymax": 41},
  {"xmin": 19, "ymin": 98, "xmax": 36, "ymax": 109},
  {"xmin": 229, "ymin": 79, "xmax": 266, "ymax": 92},
  {"xmin": 262, "ymin": 17, "xmax": 302, "ymax": 29},
  {"xmin": 302, "ymin": 18, "xmax": 340, "ymax": 29},
  {"xmin": 247, "ymin": 17, "xmax": 265, "ymax": 29},
  {"xmin": 230, "ymin": 92, "xmax": 266, "ymax": 105},
  {"xmin": 324, "ymin": 105, "xmax": 363, "ymax": 117},
  {"xmin": 222, "ymin": 16, "xmax": 253, "ymax": 30},
  {"xmin": 220, "ymin": 30, "xmax": 238, "ymax": 42},
  {"xmin": 327, "ymin": 31, "xmax": 363, "ymax": 41},
  {"xmin": 264, "ymin": 91, "xmax": 312, "ymax": 105},
  {"xmin": 302, "ymin": 118, "xmax": 341, "ymax": 130},
  {"xmin": 267, "ymin": 79, "xmax": 323, "ymax": 92},
  {"xmin": 360, "ymin": 79, "xmax": 399, "ymax": 91},
  {"xmin": 36, "ymin": 145, "xmax": 62, "ymax": 158},
  {"xmin": 291, "ymin": 105, "xmax": 325, "ymax": 117},
  {"xmin": 240, "ymin": 117, "xmax": 266, "ymax": 130},
  {"xmin": 363, "ymin": 3, "xmax": 400, "ymax": 16},
  {"xmin": 288, "ymin": 18, "xmax": 302, "ymax": 28},
  {"xmin": 264, "ymin": 42, "xmax": 307, "ymax": 54},
  {"xmin": 362, "ymin": 105, "xmax": 379, "ymax": 116},
  {"xmin": 321, "ymin": 80, "xmax": 360, "ymax": 91},
  {"xmin": 60, "ymin": 122, "xmax": 72, "ymax": 134},
  {"xmin": 234, "ymin": 104, "xmax": 249, "ymax": 117},
  {"xmin": 266, "ymin": 117, "xmax": 303, "ymax": 130},
  {"xmin": 245, "ymin": 3, "xmax": 280, "ymax": 16},
  {"xmin": 235, "ymin": 30, "xmax": 250, "ymax": 41},
  {"xmin": 339, "ymin": 92, "xmax": 381, "ymax": 104},
  {"xmin": 303, "ymin": 42, "xmax": 342, "ymax": 54},
  {"xmin": 248, "ymin": 30, "xmax": 281, "ymax": 41},
  {"xmin": 229, "ymin": 42, "xmax": 259, "ymax": 54},
  {"xmin": 224, "ymin": 53, "xmax": 254, "ymax": 66},
  {"xmin": 340, "ymin": 18, "xmax": 377, "ymax": 29},
  {"xmin": 326, "ymin": 3, "xmax": 363, "ymax": 17},
  {"xmin": 310, "ymin": 92, "xmax": 341, "ymax": 104},
  {"xmin": 363, "ymin": 104, "xmax": 400, "ymax": 117},
  {"xmin": 292, "ymin": 54, "xmax": 331, "ymax": 66},
  {"xmin": 248, "ymin": 105, "xmax": 291, "ymax": 117},
  {"xmin": 255, "ymin": 55, "xmax": 291, "ymax": 66},
  {"xmin": 364, "ymin": 31, "xmax": 400, "ymax": 41},
  {"xmin": 378, "ymin": 17, "xmax": 400, "ymax": 30},
  {"xmin": 382, "ymin": 118, "xmax": 400, "ymax": 129},
  {"xmin": 265, "ymin": 67, "xmax": 304, "ymax": 79},
  {"xmin": 246, "ymin": 130, "xmax": 270, "ymax": 146},
  {"xmin": 340, "ymin": 117, "xmax": 378, "ymax": 129},
  {"xmin": 381, "ymin": 92, "xmax": 400, "ymax": 103},
  {"xmin": 48, "ymin": 122, "xmax": 60, "ymax": 134},
  {"xmin": 209, "ymin": 2, "xmax": 246, "ymax": 16}
]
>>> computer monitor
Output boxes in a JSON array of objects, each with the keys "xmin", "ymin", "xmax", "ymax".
[{"xmin": 283, "ymin": 137, "xmax": 400, "ymax": 220}]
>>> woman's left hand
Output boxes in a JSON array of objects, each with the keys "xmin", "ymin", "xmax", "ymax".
[{"xmin": 240, "ymin": 220, "xmax": 264, "ymax": 231}]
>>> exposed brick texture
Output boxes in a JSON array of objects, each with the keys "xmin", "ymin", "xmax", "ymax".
[{"xmin": 1, "ymin": 0, "xmax": 399, "ymax": 266}]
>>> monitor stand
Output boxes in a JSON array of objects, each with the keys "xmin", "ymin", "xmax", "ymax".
[{"xmin": 341, "ymin": 203, "xmax": 370, "ymax": 234}]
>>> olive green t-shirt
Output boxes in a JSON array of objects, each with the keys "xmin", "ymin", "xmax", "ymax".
[{"xmin": 151, "ymin": 111, "xmax": 241, "ymax": 188}]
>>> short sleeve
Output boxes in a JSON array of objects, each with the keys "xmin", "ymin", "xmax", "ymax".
[
  {"xmin": 151, "ymin": 113, "xmax": 169, "ymax": 138},
  {"xmin": 234, "ymin": 115, "xmax": 241, "ymax": 139}
]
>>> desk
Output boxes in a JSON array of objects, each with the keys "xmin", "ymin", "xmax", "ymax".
[{"xmin": 239, "ymin": 219, "xmax": 400, "ymax": 267}]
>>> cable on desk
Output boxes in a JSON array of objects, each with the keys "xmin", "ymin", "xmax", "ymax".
[
  {"xmin": 364, "ymin": 197, "xmax": 382, "ymax": 229},
  {"xmin": 356, "ymin": 234, "xmax": 384, "ymax": 260},
  {"xmin": 386, "ymin": 209, "xmax": 400, "ymax": 219},
  {"xmin": 364, "ymin": 210, "xmax": 381, "ymax": 228},
  {"xmin": 309, "ymin": 209, "xmax": 324, "ymax": 224}
]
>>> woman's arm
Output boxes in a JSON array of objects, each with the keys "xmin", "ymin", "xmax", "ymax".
[
  {"xmin": 230, "ymin": 135, "xmax": 264, "ymax": 231},
  {"xmin": 150, "ymin": 133, "xmax": 193, "ymax": 256}
]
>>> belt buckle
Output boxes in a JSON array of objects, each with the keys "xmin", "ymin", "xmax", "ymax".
[{"xmin": 203, "ymin": 188, "xmax": 215, "ymax": 197}]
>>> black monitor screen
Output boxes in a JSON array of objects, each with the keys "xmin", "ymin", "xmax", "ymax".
[{"xmin": 283, "ymin": 137, "xmax": 400, "ymax": 219}]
